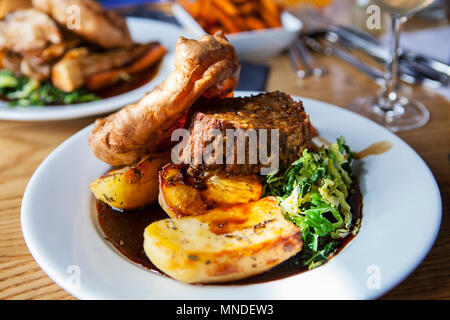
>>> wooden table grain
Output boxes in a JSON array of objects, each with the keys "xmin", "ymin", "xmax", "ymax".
[{"xmin": 0, "ymin": 51, "xmax": 448, "ymax": 299}]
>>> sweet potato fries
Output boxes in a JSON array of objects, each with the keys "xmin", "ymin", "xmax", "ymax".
[{"xmin": 178, "ymin": 0, "xmax": 282, "ymax": 34}]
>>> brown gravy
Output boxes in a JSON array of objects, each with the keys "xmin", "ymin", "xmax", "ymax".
[
  {"xmin": 96, "ymin": 181, "xmax": 363, "ymax": 284},
  {"xmin": 355, "ymin": 141, "xmax": 393, "ymax": 159}
]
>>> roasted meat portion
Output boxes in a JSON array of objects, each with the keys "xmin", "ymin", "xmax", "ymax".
[
  {"xmin": 89, "ymin": 32, "xmax": 240, "ymax": 166},
  {"xmin": 32, "ymin": 0, "xmax": 132, "ymax": 48},
  {"xmin": 179, "ymin": 91, "xmax": 312, "ymax": 175},
  {"xmin": 0, "ymin": 8, "xmax": 61, "ymax": 52}
]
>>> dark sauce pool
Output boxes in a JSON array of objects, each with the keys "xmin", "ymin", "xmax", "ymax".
[{"xmin": 97, "ymin": 181, "xmax": 363, "ymax": 284}]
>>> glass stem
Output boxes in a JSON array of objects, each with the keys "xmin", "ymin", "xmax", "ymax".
[{"xmin": 382, "ymin": 15, "xmax": 405, "ymax": 111}]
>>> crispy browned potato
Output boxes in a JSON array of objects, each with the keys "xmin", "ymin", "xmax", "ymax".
[
  {"xmin": 202, "ymin": 173, "xmax": 262, "ymax": 206},
  {"xmin": 90, "ymin": 152, "xmax": 170, "ymax": 210},
  {"xmin": 144, "ymin": 196, "xmax": 303, "ymax": 283},
  {"xmin": 158, "ymin": 164, "xmax": 262, "ymax": 218},
  {"xmin": 158, "ymin": 164, "xmax": 208, "ymax": 218}
]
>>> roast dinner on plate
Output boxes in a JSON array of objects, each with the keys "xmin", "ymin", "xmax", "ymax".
[
  {"xmin": 87, "ymin": 31, "xmax": 372, "ymax": 284},
  {"xmin": 0, "ymin": 0, "xmax": 166, "ymax": 106}
]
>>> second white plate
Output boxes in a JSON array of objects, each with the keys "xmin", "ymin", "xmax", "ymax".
[{"xmin": 0, "ymin": 18, "xmax": 186, "ymax": 121}]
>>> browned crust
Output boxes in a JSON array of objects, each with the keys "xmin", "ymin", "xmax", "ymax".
[{"xmin": 181, "ymin": 91, "xmax": 313, "ymax": 175}]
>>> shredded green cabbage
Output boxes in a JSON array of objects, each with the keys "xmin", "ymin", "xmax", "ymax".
[{"xmin": 263, "ymin": 137, "xmax": 358, "ymax": 269}]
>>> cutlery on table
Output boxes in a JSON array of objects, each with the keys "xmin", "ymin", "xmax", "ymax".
[
  {"xmin": 292, "ymin": 7, "xmax": 450, "ymax": 87},
  {"xmin": 289, "ymin": 39, "xmax": 328, "ymax": 78}
]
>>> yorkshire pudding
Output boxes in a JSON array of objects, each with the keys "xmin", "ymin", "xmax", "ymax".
[{"xmin": 89, "ymin": 32, "xmax": 240, "ymax": 166}]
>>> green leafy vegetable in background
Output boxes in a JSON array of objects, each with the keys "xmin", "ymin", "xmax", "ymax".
[
  {"xmin": 0, "ymin": 69, "xmax": 100, "ymax": 106},
  {"xmin": 263, "ymin": 137, "xmax": 359, "ymax": 269}
]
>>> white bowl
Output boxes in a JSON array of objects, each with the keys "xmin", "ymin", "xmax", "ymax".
[{"xmin": 172, "ymin": 3, "xmax": 302, "ymax": 61}]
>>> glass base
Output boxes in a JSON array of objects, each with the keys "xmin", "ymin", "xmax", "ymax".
[{"xmin": 346, "ymin": 96, "xmax": 430, "ymax": 132}]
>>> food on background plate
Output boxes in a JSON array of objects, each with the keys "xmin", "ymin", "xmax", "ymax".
[
  {"xmin": 178, "ymin": 0, "xmax": 282, "ymax": 35},
  {"xmin": 0, "ymin": 8, "xmax": 62, "ymax": 53},
  {"xmin": 0, "ymin": 0, "xmax": 166, "ymax": 106},
  {"xmin": 52, "ymin": 42, "xmax": 165, "ymax": 92},
  {"xmin": 32, "ymin": 0, "xmax": 133, "ymax": 49},
  {"xmin": 89, "ymin": 32, "xmax": 363, "ymax": 283},
  {"xmin": 0, "ymin": 69, "xmax": 99, "ymax": 106}
]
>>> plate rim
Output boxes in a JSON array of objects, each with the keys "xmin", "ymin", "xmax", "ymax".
[{"xmin": 21, "ymin": 91, "xmax": 443, "ymax": 299}]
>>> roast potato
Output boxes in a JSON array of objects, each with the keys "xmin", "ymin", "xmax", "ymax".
[
  {"xmin": 144, "ymin": 196, "xmax": 303, "ymax": 283},
  {"xmin": 158, "ymin": 164, "xmax": 207, "ymax": 217},
  {"xmin": 90, "ymin": 152, "xmax": 170, "ymax": 210},
  {"xmin": 202, "ymin": 173, "xmax": 263, "ymax": 206},
  {"xmin": 158, "ymin": 164, "xmax": 263, "ymax": 218}
]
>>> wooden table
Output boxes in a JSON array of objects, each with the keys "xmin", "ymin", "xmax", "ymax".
[{"xmin": 0, "ymin": 36, "xmax": 449, "ymax": 301}]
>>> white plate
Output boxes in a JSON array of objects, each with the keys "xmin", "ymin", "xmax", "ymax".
[
  {"xmin": 21, "ymin": 91, "xmax": 442, "ymax": 299},
  {"xmin": 172, "ymin": 3, "xmax": 302, "ymax": 61},
  {"xmin": 0, "ymin": 18, "xmax": 186, "ymax": 121}
]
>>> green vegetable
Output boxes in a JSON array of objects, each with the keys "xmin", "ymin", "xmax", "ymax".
[
  {"xmin": 263, "ymin": 137, "xmax": 358, "ymax": 269},
  {"xmin": 0, "ymin": 69, "xmax": 100, "ymax": 106},
  {"xmin": 0, "ymin": 71, "xmax": 19, "ymax": 88}
]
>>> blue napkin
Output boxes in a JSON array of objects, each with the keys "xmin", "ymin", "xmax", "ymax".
[
  {"xmin": 237, "ymin": 63, "xmax": 270, "ymax": 92},
  {"xmin": 103, "ymin": 0, "xmax": 270, "ymax": 91}
]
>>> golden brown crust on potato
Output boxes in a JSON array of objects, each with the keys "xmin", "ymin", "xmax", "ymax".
[
  {"xmin": 89, "ymin": 32, "xmax": 240, "ymax": 166},
  {"xmin": 89, "ymin": 152, "xmax": 170, "ymax": 210},
  {"xmin": 158, "ymin": 164, "xmax": 262, "ymax": 218},
  {"xmin": 144, "ymin": 197, "xmax": 302, "ymax": 283}
]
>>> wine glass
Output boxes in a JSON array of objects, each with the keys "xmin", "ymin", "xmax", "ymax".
[{"xmin": 347, "ymin": 0, "xmax": 435, "ymax": 132}]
